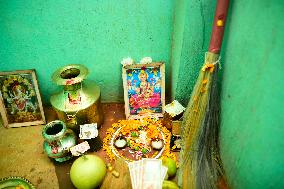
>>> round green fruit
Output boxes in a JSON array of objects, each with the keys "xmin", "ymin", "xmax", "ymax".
[
  {"xmin": 70, "ymin": 155, "xmax": 107, "ymax": 189},
  {"xmin": 162, "ymin": 157, "xmax": 177, "ymax": 177},
  {"xmin": 162, "ymin": 180, "xmax": 179, "ymax": 189}
]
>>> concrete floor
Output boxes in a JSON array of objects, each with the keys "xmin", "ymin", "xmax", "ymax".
[
  {"xmin": 0, "ymin": 103, "xmax": 126, "ymax": 189},
  {"xmin": 0, "ymin": 109, "xmax": 59, "ymax": 188}
]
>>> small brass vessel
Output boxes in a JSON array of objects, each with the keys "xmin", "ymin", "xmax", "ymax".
[
  {"xmin": 42, "ymin": 120, "xmax": 77, "ymax": 162},
  {"xmin": 50, "ymin": 64, "xmax": 103, "ymax": 132}
]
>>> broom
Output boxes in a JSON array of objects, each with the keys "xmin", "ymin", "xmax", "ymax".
[{"xmin": 178, "ymin": 0, "xmax": 229, "ymax": 188}]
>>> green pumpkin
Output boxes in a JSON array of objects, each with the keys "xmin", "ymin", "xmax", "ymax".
[{"xmin": 70, "ymin": 155, "xmax": 107, "ymax": 189}]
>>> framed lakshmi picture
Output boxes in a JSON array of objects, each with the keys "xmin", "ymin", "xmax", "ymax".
[
  {"xmin": 122, "ymin": 62, "xmax": 165, "ymax": 119},
  {"xmin": 0, "ymin": 70, "xmax": 46, "ymax": 128}
]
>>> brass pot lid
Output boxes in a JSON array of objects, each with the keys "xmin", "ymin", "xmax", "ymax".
[{"xmin": 52, "ymin": 64, "xmax": 89, "ymax": 86}]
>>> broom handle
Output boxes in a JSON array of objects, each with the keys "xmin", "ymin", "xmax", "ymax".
[{"xmin": 208, "ymin": 0, "xmax": 230, "ymax": 54}]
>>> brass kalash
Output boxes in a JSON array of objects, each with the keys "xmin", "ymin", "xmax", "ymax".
[{"xmin": 50, "ymin": 64, "xmax": 104, "ymax": 133}]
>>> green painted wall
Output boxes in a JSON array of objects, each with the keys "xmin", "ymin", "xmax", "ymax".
[
  {"xmin": 1, "ymin": 0, "xmax": 284, "ymax": 187},
  {"xmin": 171, "ymin": 0, "xmax": 216, "ymax": 106},
  {"xmin": 220, "ymin": 0, "xmax": 284, "ymax": 188},
  {"xmin": 0, "ymin": 0, "xmax": 173, "ymax": 103},
  {"xmin": 170, "ymin": 0, "xmax": 186, "ymax": 100},
  {"xmin": 173, "ymin": 0, "xmax": 284, "ymax": 188}
]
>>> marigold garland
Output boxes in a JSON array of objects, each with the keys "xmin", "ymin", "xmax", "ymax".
[{"xmin": 103, "ymin": 117, "xmax": 176, "ymax": 162}]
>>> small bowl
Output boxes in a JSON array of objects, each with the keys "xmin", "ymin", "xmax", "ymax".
[
  {"xmin": 151, "ymin": 138, "xmax": 164, "ymax": 150},
  {"xmin": 114, "ymin": 136, "xmax": 127, "ymax": 149}
]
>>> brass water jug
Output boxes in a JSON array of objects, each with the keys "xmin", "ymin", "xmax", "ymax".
[{"xmin": 50, "ymin": 64, "xmax": 103, "ymax": 132}]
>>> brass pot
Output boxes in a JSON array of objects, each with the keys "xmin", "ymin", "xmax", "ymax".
[
  {"xmin": 42, "ymin": 120, "xmax": 77, "ymax": 162},
  {"xmin": 50, "ymin": 64, "xmax": 103, "ymax": 132}
]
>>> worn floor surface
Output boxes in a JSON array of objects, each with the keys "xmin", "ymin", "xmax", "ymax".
[
  {"xmin": 0, "ymin": 103, "xmax": 125, "ymax": 189},
  {"xmin": 0, "ymin": 110, "xmax": 59, "ymax": 188}
]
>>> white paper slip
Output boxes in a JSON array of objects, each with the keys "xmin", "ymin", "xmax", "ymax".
[
  {"xmin": 161, "ymin": 165, "xmax": 168, "ymax": 186},
  {"xmin": 79, "ymin": 123, "xmax": 98, "ymax": 139},
  {"xmin": 128, "ymin": 162, "xmax": 136, "ymax": 189},
  {"xmin": 142, "ymin": 158, "xmax": 162, "ymax": 189}
]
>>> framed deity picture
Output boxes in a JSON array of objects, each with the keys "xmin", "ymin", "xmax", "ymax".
[
  {"xmin": 122, "ymin": 62, "xmax": 165, "ymax": 119},
  {"xmin": 0, "ymin": 70, "xmax": 46, "ymax": 128}
]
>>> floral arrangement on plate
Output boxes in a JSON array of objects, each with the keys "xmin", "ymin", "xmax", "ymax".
[{"xmin": 103, "ymin": 117, "xmax": 175, "ymax": 162}]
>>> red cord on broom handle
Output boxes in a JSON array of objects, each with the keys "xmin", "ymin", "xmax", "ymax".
[{"xmin": 208, "ymin": 0, "xmax": 230, "ymax": 54}]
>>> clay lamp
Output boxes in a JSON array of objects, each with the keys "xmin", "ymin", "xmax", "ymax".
[
  {"xmin": 114, "ymin": 135, "xmax": 127, "ymax": 149},
  {"xmin": 151, "ymin": 137, "xmax": 164, "ymax": 150}
]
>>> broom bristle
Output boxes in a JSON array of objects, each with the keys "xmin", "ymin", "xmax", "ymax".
[
  {"xmin": 195, "ymin": 61, "xmax": 224, "ymax": 189},
  {"xmin": 179, "ymin": 52, "xmax": 224, "ymax": 189}
]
